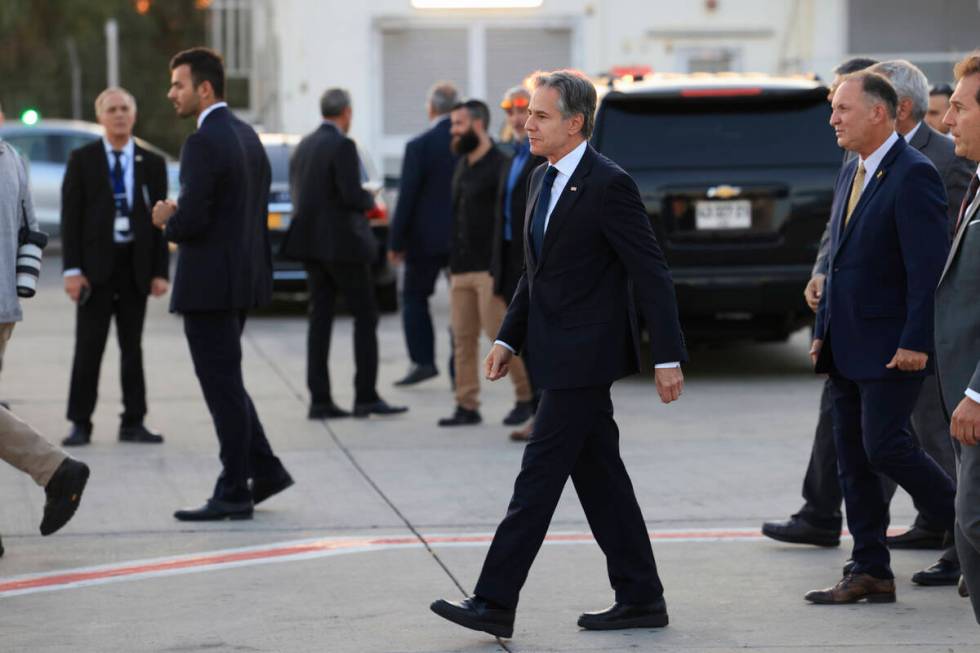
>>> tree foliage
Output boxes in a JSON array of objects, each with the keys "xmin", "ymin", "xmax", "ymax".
[{"xmin": 0, "ymin": 0, "xmax": 208, "ymax": 155}]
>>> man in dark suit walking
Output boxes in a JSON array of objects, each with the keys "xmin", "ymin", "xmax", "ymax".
[
  {"xmin": 153, "ymin": 47, "xmax": 293, "ymax": 521},
  {"xmin": 490, "ymin": 84, "xmax": 545, "ymax": 441},
  {"xmin": 766, "ymin": 60, "xmax": 973, "ymax": 585},
  {"xmin": 388, "ymin": 82, "xmax": 459, "ymax": 386},
  {"xmin": 431, "ymin": 69, "xmax": 686, "ymax": 638},
  {"xmin": 937, "ymin": 53, "xmax": 980, "ymax": 619},
  {"xmin": 60, "ymin": 87, "xmax": 170, "ymax": 446},
  {"xmin": 805, "ymin": 71, "xmax": 956, "ymax": 604},
  {"xmin": 283, "ymin": 88, "xmax": 406, "ymax": 420}
]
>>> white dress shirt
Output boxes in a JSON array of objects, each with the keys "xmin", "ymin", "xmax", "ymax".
[
  {"xmin": 495, "ymin": 139, "xmax": 679, "ymax": 369},
  {"xmin": 64, "ymin": 137, "xmax": 136, "ymax": 277},
  {"xmin": 197, "ymin": 101, "xmax": 228, "ymax": 129},
  {"xmin": 902, "ymin": 121, "xmax": 922, "ymax": 145},
  {"xmin": 857, "ymin": 131, "xmax": 900, "ymax": 193}
]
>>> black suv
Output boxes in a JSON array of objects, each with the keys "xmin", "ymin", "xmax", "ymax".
[{"xmin": 592, "ymin": 74, "xmax": 841, "ymax": 342}]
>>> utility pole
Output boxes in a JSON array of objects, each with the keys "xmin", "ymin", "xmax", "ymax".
[
  {"xmin": 66, "ymin": 37, "xmax": 82, "ymax": 119},
  {"xmin": 105, "ymin": 18, "xmax": 119, "ymax": 87}
]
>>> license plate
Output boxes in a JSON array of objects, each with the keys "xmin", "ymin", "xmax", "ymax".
[
  {"xmin": 695, "ymin": 200, "xmax": 751, "ymax": 230},
  {"xmin": 267, "ymin": 212, "xmax": 291, "ymax": 230}
]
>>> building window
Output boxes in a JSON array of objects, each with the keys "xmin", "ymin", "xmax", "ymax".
[{"xmin": 208, "ymin": 0, "xmax": 252, "ymax": 108}]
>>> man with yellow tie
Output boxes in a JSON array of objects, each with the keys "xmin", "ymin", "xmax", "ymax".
[{"xmin": 806, "ymin": 71, "xmax": 956, "ymax": 605}]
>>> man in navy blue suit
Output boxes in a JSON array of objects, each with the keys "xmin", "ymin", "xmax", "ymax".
[
  {"xmin": 806, "ymin": 71, "xmax": 956, "ymax": 604},
  {"xmin": 431, "ymin": 70, "xmax": 687, "ymax": 638},
  {"xmin": 388, "ymin": 82, "xmax": 459, "ymax": 386},
  {"xmin": 153, "ymin": 48, "xmax": 293, "ymax": 521}
]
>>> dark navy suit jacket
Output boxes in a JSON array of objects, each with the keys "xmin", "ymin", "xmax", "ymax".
[
  {"xmin": 497, "ymin": 144, "xmax": 687, "ymax": 390},
  {"xmin": 164, "ymin": 106, "xmax": 273, "ymax": 313},
  {"xmin": 388, "ymin": 116, "xmax": 456, "ymax": 258},
  {"xmin": 814, "ymin": 136, "xmax": 949, "ymax": 380}
]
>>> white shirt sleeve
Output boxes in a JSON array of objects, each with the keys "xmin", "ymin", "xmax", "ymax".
[
  {"xmin": 494, "ymin": 340, "xmax": 516, "ymax": 354},
  {"xmin": 966, "ymin": 388, "xmax": 980, "ymax": 404},
  {"xmin": 63, "ymin": 268, "xmax": 82, "ymax": 277},
  {"xmin": 654, "ymin": 362, "xmax": 681, "ymax": 369}
]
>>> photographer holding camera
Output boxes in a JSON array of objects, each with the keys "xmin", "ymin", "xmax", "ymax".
[{"xmin": 0, "ymin": 104, "xmax": 90, "ymax": 557}]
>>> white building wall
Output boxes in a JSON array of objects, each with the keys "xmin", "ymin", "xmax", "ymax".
[{"xmin": 266, "ymin": 0, "xmax": 844, "ymax": 173}]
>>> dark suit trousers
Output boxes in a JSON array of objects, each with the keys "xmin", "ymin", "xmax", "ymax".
[
  {"xmin": 400, "ymin": 255, "xmax": 447, "ymax": 367},
  {"xmin": 794, "ymin": 378, "xmax": 842, "ymax": 531},
  {"xmin": 829, "ymin": 372, "xmax": 956, "ymax": 579},
  {"xmin": 67, "ymin": 245, "xmax": 148, "ymax": 428},
  {"xmin": 474, "ymin": 385, "xmax": 663, "ymax": 609},
  {"xmin": 306, "ymin": 261, "xmax": 379, "ymax": 406},
  {"xmin": 183, "ymin": 310, "xmax": 284, "ymax": 503}
]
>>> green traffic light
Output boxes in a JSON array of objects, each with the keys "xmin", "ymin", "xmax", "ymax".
[{"xmin": 20, "ymin": 109, "xmax": 40, "ymax": 126}]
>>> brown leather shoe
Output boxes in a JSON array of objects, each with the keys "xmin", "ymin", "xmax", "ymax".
[
  {"xmin": 510, "ymin": 420, "xmax": 533, "ymax": 441},
  {"xmin": 804, "ymin": 573, "xmax": 896, "ymax": 604}
]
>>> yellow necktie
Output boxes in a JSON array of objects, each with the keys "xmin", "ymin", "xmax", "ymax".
[{"xmin": 845, "ymin": 162, "xmax": 866, "ymax": 226}]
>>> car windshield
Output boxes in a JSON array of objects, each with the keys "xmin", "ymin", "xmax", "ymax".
[
  {"xmin": 265, "ymin": 143, "xmax": 293, "ymax": 184},
  {"xmin": 596, "ymin": 94, "xmax": 842, "ymax": 170}
]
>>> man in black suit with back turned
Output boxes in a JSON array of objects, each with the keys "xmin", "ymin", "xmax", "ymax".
[
  {"xmin": 153, "ymin": 47, "xmax": 293, "ymax": 521},
  {"xmin": 431, "ymin": 69, "xmax": 687, "ymax": 638},
  {"xmin": 282, "ymin": 88, "xmax": 406, "ymax": 419},
  {"xmin": 60, "ymin": 87, "xmax": 169, "ymax": 446}
]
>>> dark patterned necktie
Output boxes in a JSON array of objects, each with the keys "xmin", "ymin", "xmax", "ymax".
[
  {"xmin": 955, "ymin": 174, "xmax": 980, "ymax": 234},
  {"xmin": 530, "ymin": 166, "xmax": 559, "ymax": 260},
  {"xmin": 111, "ymin": 150, "xmax": 132, "ymax": 241}
]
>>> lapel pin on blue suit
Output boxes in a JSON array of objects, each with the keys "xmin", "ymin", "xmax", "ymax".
[
  {"xmin": 876, "ymin": 169, "xmax": 885, "ymax": 180},
  {"xmin": 135, "ymin": 154, "xmax": 143, "ymax": 163},
  {"xmin": 570, "ymin": 186, "xmax": 577, "ymax": 192}
]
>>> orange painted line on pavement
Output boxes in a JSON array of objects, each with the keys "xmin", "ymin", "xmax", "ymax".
[{"xmin": 0, "ymin": 526, "xmax": 887, "ymax": 599}]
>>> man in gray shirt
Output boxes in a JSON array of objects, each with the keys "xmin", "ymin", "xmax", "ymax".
[{"xmin": 0, "ymin": 105, "xmax": 90, "ymax": 555}]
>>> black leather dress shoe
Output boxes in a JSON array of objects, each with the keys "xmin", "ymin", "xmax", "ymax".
[
  {"xmin": 578, "ymin": 600, "xmax": 669, "ymax": 630},
  {"xmin": 353, "ymin": 399, "xmax": 408, "ymax": 418},
  {"xmin": 911, "ymin": 558, "xmax": 961, "ymax": 586},
  {"xmin": 250, "ymin": 470, "xmax": 295, "ymax": 505},
  {"xmin": 430, "ymin": 596, "xmax": 514, "ymax": 639},
  {"xmin": 118, "ymin": 424, "xmax": 164, "ymax": 443},
  {"xmin": 394, "ymin": 363, "xmax": 438, "ymax": 386},
  {"xmin": 174, "ymin": 499, "xmax": 253, "ymax": 521},
  {"xmin": 61, "ymin": 424, "xmax": 91, "ymax": 447},
  {"xmin": 41, "ymin": 458, "xmax": 90, "ymax": 535},
  {"xmin": 761, "ymin": 516, "xmax": 840, "ymax": 547},
  {"xmin": 438, "ymin": 406, "xmax": 482, "ymax": 427},
  {"xmin": 0, "ymin": 533, "xmax": 4, "ymax": 557},
  {"xmin": 502, "ymin": 401, "xmax": 534, "ymax": 426},
  {"xmin": 887, "ymin": 526, "xmax": 946, "ymax": 550},
  {"xmin": 308, "ymin": 402, "xmax": 351, "ymax": 419}
]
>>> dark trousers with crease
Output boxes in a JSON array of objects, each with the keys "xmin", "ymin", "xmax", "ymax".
[
  {"xmin": 401, "ymin": 255, "xmax": 447, "ymax": 368},
  {"xmin": 183, "ymin": 310, "xmax": 285, "ymax": 503},
  {"xmin": 796, "ymin": 375, "xmax": 959, "ymax": 563},
  {"xmin": 305, "ymin": 261, "xmax": 380, "ymax": 406},
  {"xmin": 829, "ymin": 371, "xmax": 956, "ymax": 579},
  {"xmin": 67, "ymin": 245, "xmax": 148, "ymax": 428},
  {"xmin": 474, "ymin": 385, "xmax": 662, "ymax": 609}
]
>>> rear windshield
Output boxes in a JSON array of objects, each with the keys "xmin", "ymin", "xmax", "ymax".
[
  {"xmin": 265, "ymin": 143, "xmax": 294, "ymax": 184},
  {"xmin": 595, "ymin": 94, "xmax": 842, "ymax": 170}
]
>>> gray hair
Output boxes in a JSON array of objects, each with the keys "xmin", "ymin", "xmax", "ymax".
[
  {"xmin": 428, "ymin": 81, "xmax": 459, "ymax": 115},
  {"xmin": 842, "ymin": 71, "xmax": 899, "ymax": 120},
  {"xmin": 502, "ymin": 84, "xmax": 530, "ymax": 101},
  {"xmin": 870, "ymin": 60, "xmax": 929, "ymax": 122},
  {"xmin": 94, "ymin": 87, "xmax": 137, "ymax": 116},
  {"xmin": 320, "ymin": 88, "xmax": 351, "ymax": 118},
  {"xmin": 532, "ymin": 69, "xmax": 597, "ymax": 139}
]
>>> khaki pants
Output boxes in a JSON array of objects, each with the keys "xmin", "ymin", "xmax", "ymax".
[
  {"xmin": 0, "ymin": 323, "xmax": 65, "ymax": 487},
  {"xmin": 450, "ymin": 272, "xmax": 531, "ymax": 411}
]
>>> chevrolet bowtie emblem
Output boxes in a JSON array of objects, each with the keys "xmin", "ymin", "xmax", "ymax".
[{"xmin": 707, "ymin": 185, "xmax": 741, "ymax": 199}]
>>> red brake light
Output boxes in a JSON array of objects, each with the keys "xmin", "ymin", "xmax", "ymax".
[{"xmin": 680, "ymin": 87, "xmax": 763, "ymax": 97}]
